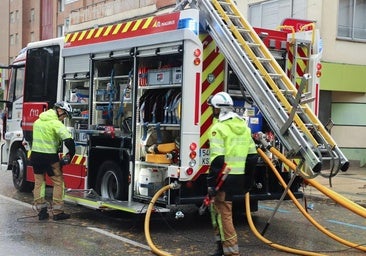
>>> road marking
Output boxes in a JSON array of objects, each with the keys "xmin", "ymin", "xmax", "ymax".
[
  {"xmin": 258, "ymin": 205, "xmax": 290, "ymax": 213},
  {"xmin": 0, "ymin": 194, "xmax": 33, "ymax": 208},
  {"xmin": 88, "ymin": 227, "xmax": 151, "ymax": 251},
  {"xmin": 327, "ymin": 219, "xmax": 366, "ymax": 230}
]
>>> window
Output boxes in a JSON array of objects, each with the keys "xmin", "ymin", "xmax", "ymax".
[
  {"xmin": 10, "ymin": 35, "xmax": 14, "ymax": 45},
  {"xmin": 10, "ymin": 12, "xmax": 15, "ymax": 23},
  {"xmin": 30, "ymin": 9, "xmax": 35, "ymax": 22},
  {"xmin": 24, "ymin": 46, "xmax": 60, "ymax": 107},
  {"xmin": 58, "ymin": 0, "xmax": 65, "ymax": 12},
  {"xmin": 57, "ymin": 25, "xmax": 64, "ymax": 37},
  {"xmin": 248, "ymin": 0, "xmax": 307, "ymax": 29},
  {"xmin": 15, "ymin": 68, "xmax": 25, "ymax": 100},
  {"xmin": 338, "ymin": 0, "xmax": 366, "ymax": 41},
  {"xmin": 65, "ymin": 0, "xmax": 77, "ymax": 4},
  {"xmin": 8, "ymin": 66, "xmax": 25, "ymax": 102}
]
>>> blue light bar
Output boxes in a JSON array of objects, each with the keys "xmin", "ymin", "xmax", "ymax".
[{"xmin": 178, "ymin": 18, "xmax": 198, "ymax": 35}]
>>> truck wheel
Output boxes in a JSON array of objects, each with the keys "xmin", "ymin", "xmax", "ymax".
[
  {"xmin": 96, "ymin": 161, "xmax": 125, "ymax": 200},
  {"xmin": 12, "ymin": 149, "xmax": 33, "ymax": 192}
]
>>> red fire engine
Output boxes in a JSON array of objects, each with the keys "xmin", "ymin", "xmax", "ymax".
[{"xmin": 0, "ymin": 1, "xmax": 348, "ymax": 214}]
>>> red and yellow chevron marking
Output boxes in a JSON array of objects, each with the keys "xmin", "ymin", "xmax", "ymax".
[
  {"xmin": 71, "ymin": 154, "xmax": 86, "ymax": 165},
  {"xmin": 287, "ymin": 43, "xmax": 309, "ymax": 89},
  {"xmin": 192, "ymin": 34, "xmax": 225, "ymax": 179},
  {"xmin": 60, "ymin": 153, "xmax": 87, "ymax": 166},
  {"xmin": 64, "ymin": 12, "xmax": 181, "ymax": 48}
]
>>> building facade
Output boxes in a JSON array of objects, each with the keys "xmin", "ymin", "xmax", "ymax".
[
  {"xmin": 0, "ymin": 0, "xmax": 177, "ymax": 65},
  {"xmin": 0, "ymin": 0, "xmax": 365, "ymax": 165}
]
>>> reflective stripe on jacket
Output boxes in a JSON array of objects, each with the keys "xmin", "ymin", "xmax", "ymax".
[
  {"xmin": 248, "ymin": 136, "xmax": 257, "ymax": 154},
  {"xmin": 209, "ymin": 115, "xmax": 252, "ymax": 175},
  {"xmin": 32, "ymin": 109, "xmax": 72, "ymax": 154}
]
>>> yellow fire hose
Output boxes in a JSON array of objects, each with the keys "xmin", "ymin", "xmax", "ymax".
[
  {"xmin": 144, "ymin": 184, "xmax": 175, "ymax": 256},
  {"xmin": 269, "ymin": 146, "xmax": 366, "ymax": 218},
  {"xmin": 245, "ymin": 193, "xmax": 325, "ymax": 256},
  {"xmin": 306, "ymin": 179, "xmax": 366, "ymax": 218},
  {"xmin": 256, "ymin": 147, "xmax": 366, "ymax": 252},
  {"xmin": 146, "ymin": 183, "xmax": 322, "ymax": 256},
  {"xmin": 145, "ymin": 150, "xmax": 366, "ymax": 255}
]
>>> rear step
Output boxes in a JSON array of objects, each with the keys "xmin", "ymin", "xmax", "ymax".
[{"xmin": 65, "ymin": 189, "xmax": 170, "ymax": 214}]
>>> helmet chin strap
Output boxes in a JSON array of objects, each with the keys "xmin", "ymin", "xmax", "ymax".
[
  {"xmin": 55, "ymin": 108, "xmax": 61, "ymax": 117},
  {"xmin": 55, "ymin": 108, "xmax": 65, "ymax": 119}
]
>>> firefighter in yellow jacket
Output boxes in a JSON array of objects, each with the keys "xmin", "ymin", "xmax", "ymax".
[
  {"xmin": 207, "ymin": 92, "xmax": 258, "ymax": 256},
  {"xmin": 30, "ymin": 101, "xmax": 75, "ymax": 221}
]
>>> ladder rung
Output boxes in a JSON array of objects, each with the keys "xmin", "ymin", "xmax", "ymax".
[
  {"xmin": 217, "ymin": 0, "xmax": 230, "ymax": 6},
  {"xmin": 320, "ymin": 156, "xmax": 338, "ymax": 162},
  {"xmin": 237, "ymin": 27, "xmax": 250, "ymax": 33},
  {"xmin": 227, "ymin": 14, "xmax": 240, "ymax": 20},
  {"xmin": 256, "ymin": 57, "xmax": 272, "ymax": 63},
  {"xmin": 304, "ymin": 123, "xmax": 319, "ymax": 129},
  {"xmin": 278, "ymin": 89, "xmax": 295, "ymax": 95},
  {"xmin": 246, "ymin": 42, "xmax": 261, "ymax": 48},
  {"xmin": 266, "ymin": 73, "xmax": 283, "ymax": 79}
]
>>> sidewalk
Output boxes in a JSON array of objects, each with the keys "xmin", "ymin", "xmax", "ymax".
[{"xmin": 303, "ymin": 165, "xmax": 366, "ymax": 207}]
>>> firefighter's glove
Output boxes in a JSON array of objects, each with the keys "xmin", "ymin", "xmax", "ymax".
[
  {"xmin": 60, "ymin": 154, "xmax": 71, "ymax": 166},
  {"xmin": 207, "ymin": 187, "xmax": 217, "ymax": 197}
]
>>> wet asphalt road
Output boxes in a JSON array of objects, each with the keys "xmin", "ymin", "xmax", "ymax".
[{"xmin": 0, "ymin": 170, "xmax": 365, "ymax": 256}]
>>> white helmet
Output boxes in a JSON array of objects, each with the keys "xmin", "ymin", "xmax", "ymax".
[
  {"xmin": 54, "ymin": 101, "xmax": 73, "ymax": 118},
  {"xmin": 208, "ymin": 92, "xmax": 233, "ymax": 108}
]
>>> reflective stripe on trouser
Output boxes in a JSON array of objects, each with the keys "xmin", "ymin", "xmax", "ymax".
[
  {"xmin": 210, "ymin": 203, "xmax": 222, "ymax": 244},
  {"xmin": 33, "ymin": 161, "xmax": 65, "ymax": 214},
  {"xmin": 211, "ymin": 191, "xmax": 239, "ymax": 256}
]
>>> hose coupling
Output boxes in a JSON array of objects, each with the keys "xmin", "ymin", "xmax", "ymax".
[{"xmin": 170, "ymin": 181, "xmax": 181, "ymax": 190}]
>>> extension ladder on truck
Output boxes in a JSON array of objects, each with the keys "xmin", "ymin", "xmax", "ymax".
[{"xmin": 196, "ymin": 0, "xmax": 349, "ymax": 178}]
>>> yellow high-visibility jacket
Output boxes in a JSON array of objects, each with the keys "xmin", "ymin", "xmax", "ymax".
[
  {"xmin": 32, "ymin": 109, "xmax": 72, "ymax": 154},
  {"xmin": 209, "ymin": 116, "xmax": 252, "ymax": 175}
]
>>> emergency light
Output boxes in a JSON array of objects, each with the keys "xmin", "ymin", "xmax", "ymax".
[{"xmin": 178, "ymin": 18, "xmax": 198, "ymax": 35}]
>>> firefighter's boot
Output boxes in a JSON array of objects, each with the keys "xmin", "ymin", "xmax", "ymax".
[
  {"xmin": 209, "ymin": 241, "xmax": 224, "ymax": 256},
  {"xmin": 38, "ymin": 207, "xmax": 49, "ymax": 220}
]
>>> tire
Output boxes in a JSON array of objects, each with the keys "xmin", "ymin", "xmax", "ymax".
[
  {"xmin": 12, "ymin": 148, "xmax": 33, "ymax": 192},
  {"xmin": 96, "ymin": 161, "xmax": 126, "ymax": 200}
]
